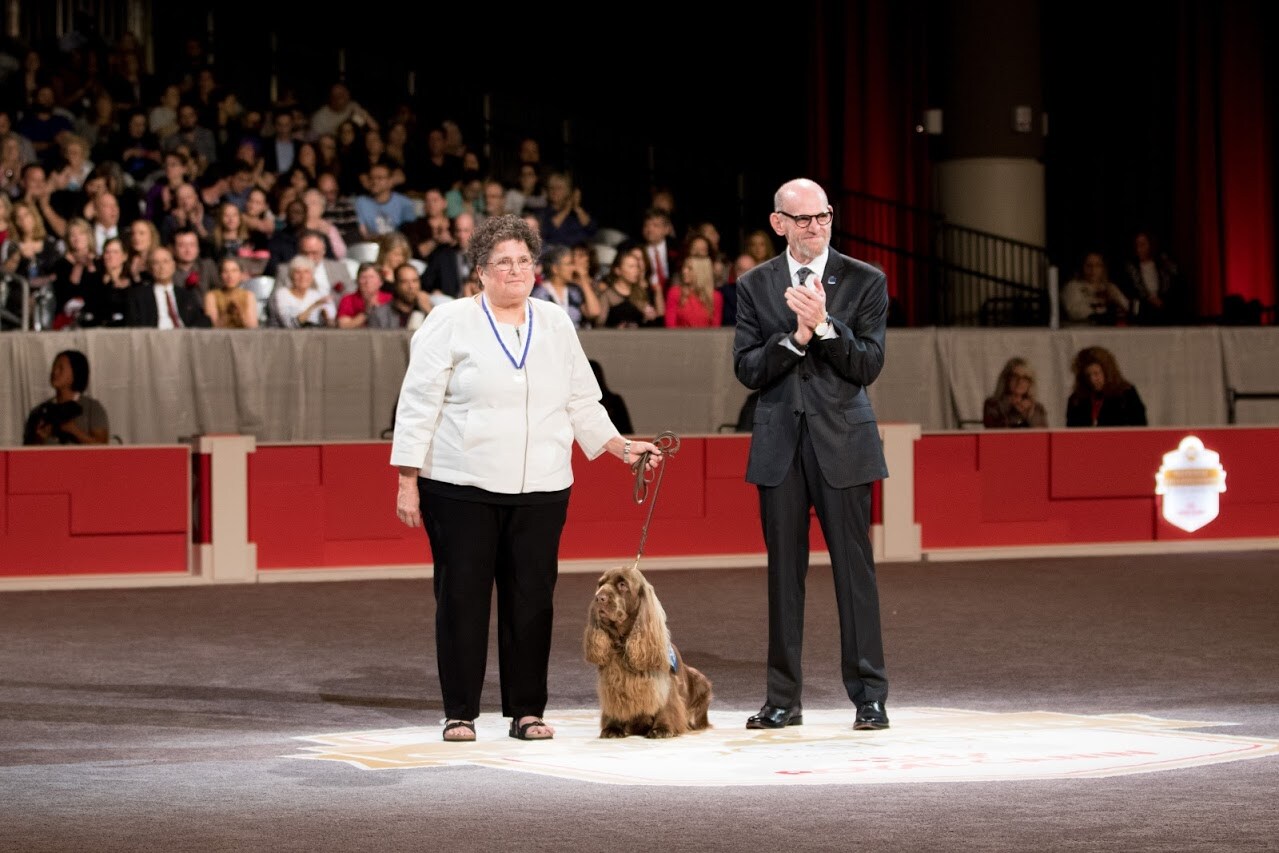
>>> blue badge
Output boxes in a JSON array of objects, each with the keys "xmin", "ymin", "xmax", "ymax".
[
  {"xmin": 667, "ymin": 645, "xmax": 678, "ymax": 674},
  {"xmin": 827, "ymin": 275, "xmax": 836, "ymax": 285}
]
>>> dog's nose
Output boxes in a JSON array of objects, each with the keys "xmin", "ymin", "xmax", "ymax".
[{"xmin": 594, "ymin": 590, "xmax": 608, "ymax": 603}]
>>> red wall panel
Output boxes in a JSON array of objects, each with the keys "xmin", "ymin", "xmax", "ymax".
[
  {"xmin": 919, "ymin": 429, "xmax": 1278, "ymax": 549},
  {"xmin": 1, "ymin": 447, "xmax": 189, "ymax": 576}
]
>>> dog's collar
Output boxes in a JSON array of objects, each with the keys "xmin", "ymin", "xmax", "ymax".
[{"xmin": 667, "ymin": 644, "xmax": 678, "ymax": 674}]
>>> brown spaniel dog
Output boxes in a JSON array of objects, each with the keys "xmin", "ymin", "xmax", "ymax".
[{"xmin": 584, "ymin": 565, "xmax": 712, "ymax": 738}]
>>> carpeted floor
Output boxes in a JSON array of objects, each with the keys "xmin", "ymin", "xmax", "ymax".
[{"xmin": 2, "ymin": 551, "xmax": 1277, "ymax": 852}]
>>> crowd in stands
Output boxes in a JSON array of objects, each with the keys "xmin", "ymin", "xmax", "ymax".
[{"xmin": 0, "ymin": 33, "xmax": 765, "ymax": 333}]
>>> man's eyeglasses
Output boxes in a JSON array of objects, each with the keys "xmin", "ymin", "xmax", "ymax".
[
  {"xmin": 776, "ymin": 209, "xmax": 833, "ymax": 229},
  {"xmin": 487, "ymin": 256, "xmax": 535, "ymax": 274}
]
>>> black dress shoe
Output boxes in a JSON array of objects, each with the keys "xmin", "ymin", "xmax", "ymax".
[
  {"xmin": 746, "ymin": 704, "xmax": 803, "ymax": 729},
  {"xmin": 854, "ymin": 700, "xmax": 889, "ymax": 730}
]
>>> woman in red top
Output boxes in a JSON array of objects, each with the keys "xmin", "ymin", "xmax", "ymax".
[{"xmin": 664, "ymin": 256, "xmax": 721, "ymax": 327}]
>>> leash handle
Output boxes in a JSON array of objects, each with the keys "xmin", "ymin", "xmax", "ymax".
[{"xmin": 631, "ymin": 430, "xmax": 680, "ymax": 567}]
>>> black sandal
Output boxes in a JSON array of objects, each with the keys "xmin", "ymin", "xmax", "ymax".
[
  {"xmin": 442, "ymin": 720, "xmax": 476, "ymax": 742},
  {"xmin": 509, "ymin": 717, "xmax": 553, "ymax": 740}
]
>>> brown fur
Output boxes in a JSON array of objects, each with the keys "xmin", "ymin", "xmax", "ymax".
[{"xmin": 583, "ymin": 565, "xmax": 713, "ymax": 738}]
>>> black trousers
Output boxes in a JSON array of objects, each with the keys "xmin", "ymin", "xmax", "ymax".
[
  {"xmin": 757, "ymin": 417, "xmax": 887, "ymax": 709},
  {"xmin": 420, "ymin": 489, "xmax": 570, "ymax": 721}
]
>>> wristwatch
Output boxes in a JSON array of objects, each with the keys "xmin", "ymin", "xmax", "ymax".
[{"xmin": 813, "ymin": 315, "xmax": 831, "ymax": 337}]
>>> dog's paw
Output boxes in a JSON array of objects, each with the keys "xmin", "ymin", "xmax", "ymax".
[
  {"xmin": 600, "ymin": 725, "xmax": 627, "ymax": 739},
  {"xmin": 645, "ymin": 727, "xmax": 676, "ymax": 739}
]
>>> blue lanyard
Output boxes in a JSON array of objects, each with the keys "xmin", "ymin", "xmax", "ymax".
[{"xmin": 480, "ymin": 294, "xmax": 533, "ymax": 369}]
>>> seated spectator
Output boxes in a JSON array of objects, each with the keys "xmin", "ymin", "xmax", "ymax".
[
  {"xmin": 210, "ymin": 201, "xmax": 269, "ymax": 275},
  {"xmin": 355, "ymin": 163, "xmax": 416, "ymax": 239},
  {"xmin": 445, "ymin": 170, "xmax": 484, "ymax": 219},
  {"xmin": 720, "ymin": 253, "xmax": 757, "ymax": 326},
  {"xmin": 262, "ymin": 108, "xmax": 300, "ymax": 175},
  {"xmin": 79, "ymin": 236, "xmax": 135, "ymax": 327},
  {"xmin": 316, "ymin": 172, "xmax": 360, "ymax": 247},
  {"xmin": 368, "ymin": 262, "xmax": 430, "ymax": 330},
  {"xmin": 266, "ymin": 199, "xmax": 309, "ymax": 276},
  {"xmin": 49, "ymin": 135, "xmax": 94, "ymax": 194},
  {"xmin": 1122, "ymin": 230, "xmax": 1186, "ymax": 325},
  {"xmin": 87, "ymin": 191, "xmax": 121, "ymax": 253},
  {"xmin": 1, "ymin": 199, "xmax": 60, "ymax": 285},
  {"xmin": 983, "ymin": 357, "xmax": 1049, "ymax": 428},
  {"xmin": 125, "ymin": 246, "xmax": 211, "ymax": 328},
  {"xmin": 144, "ymin": 151, "xmax": 193, "ymax": 224},
  {"xmin": 171, "ymin": 227, "xmax": 219, "ymax": 296},
  {"xmin": 375, "ymin": 231, "xmax": 414, "ymax": 291},
  {"xmin": 268, "ymin": 255, "xmax": 334, "ymax": 328},
  {"xmin": 242, "ymin": 187, "xmax": 277, "ymax": 244},
  {"xmin": 18, "ymin": 162, "xmax": 67, "ymax": 238},
  {"xmin": 159, "ymin": 182, "xmax": 213, "ymax": 245},
  {"xmin": 1066, "ymin": 346, "xmax": 1147, "ymax": 427},
  {"xmin": 1, "ymin": 133, "xmax": 29, "ymax": 200},
  {"xmin": 400, "ymin": 187, "xmax": 450, "ymax": 260},
  {"xmin": 539, "ymin": 172, "xmax": 596, "ymax": 247},
  {"xmin": 310, "ymin": 82, "xmax": 378, "ymax": 141},
  {"xmin": 16, "ymin": 85, "xmax": 73, "ymax": 163},
  {"xmin": 641, "ymin": 207, "xmax": 678, "ymax": 292},
  {"xmin": 505, "ymin": 162, "xmax": 546, "ymax": 215},
  {"xmin": 126, "ymin": 217, "xmax": 161, "ymax": 281},
  {"xmin": 204, "ymin": 256, "xmax": 258, "ymax": 329},
  {"xmin": 569, "ymin": 242, "xmax": 599, "ymax": 290},
  {"xmin": 221, "ymin": 162, "xmax": 257, "ymax": 211},
  {"xmin": 595, "ymin": 244, "xmax": 657, "ymax": 328},
  {"xmin": 78, "ymin": 92, "xmax": 120, "ymax": 159},
  {"xmin": 272, "ymin": 166, "xmax": 313, "ymax": 218},
  {"xmin": 590, "ymin": 359, "xmax": 633, "ymax": 434},
  {"xmin": 23, "ymin": 350, "xmax": 109, "ymax": 445},
  {"xmin": 148, "ymin": 84, "xmax": 181, "ymax": 139},
  {"xmin": 294, "ymin": 229, "xmax": 351, "ymax": 298},
  {"xmin": 82, "ymin": 162, "xmax": 142, "ymax": 230},
  {"xmin": 416, "ymin": 126, "xmax": 462, "ymax": 193},
  {"xmin": 744, "ymin": 228, "xmax": 775, "ymax": 265},
  {"xmin": 1061, "ymin": 251, "xmax": 1128, "ymax": 325},
  {"xmin": 665, "ymin": 256, "xmax": 721, "ymax": 327},
  {"xmin": 50, "ymin": 217, "xmax": 99, "ymax": 325},
  {"xmin": 354, "ymin": 127, "xmax": 405, "ymax": 191},
  {"xmin": 532, "ymin": 244, "xmax": 599, "ymax": 328},
  {"xmin": 424, "ymin": 213, "xmax": 475, "ymax": 301},
  {"xmin": 162, "ymin": 103, "xmax": 218, "ymax": 171},
  {"xmin": 302, "ymin": 187, "xmax": 346, "ymax": 259},
  {"xmin": 337, "ymin": 262, "xmax": 391, "ymax": 328}
]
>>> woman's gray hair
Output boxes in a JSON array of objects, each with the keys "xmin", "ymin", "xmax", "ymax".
[{"xmin": 468, "ymin": 214, "xmax": 541, "ymax": 271}]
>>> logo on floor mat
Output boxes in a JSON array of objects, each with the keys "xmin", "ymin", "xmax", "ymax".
[{"xmin": 288, "ymin": 708, "xmax": 1279, "ymax": 786}]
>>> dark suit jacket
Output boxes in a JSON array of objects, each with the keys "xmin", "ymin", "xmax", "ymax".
[
  {"xmin": 124, "ymin": 283, "xmax": 212, "ymax": 328},
  {"xmin": 732, "ymin": 250, "xmax": 889, "ymax": 488},
  {"xmin": 262, "ymin": 139, "xmax": 301, "ymax": 175},
  {"xmin": 425, "ymin": 246, "xmax": 466, "ymax": 298}
]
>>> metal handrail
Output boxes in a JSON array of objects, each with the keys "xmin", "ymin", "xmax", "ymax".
[{"xmin": 1226, "ymin": 387, "xmax": 1279, "ymax": 424}]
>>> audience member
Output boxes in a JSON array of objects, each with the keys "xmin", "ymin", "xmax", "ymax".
[
  {"xmin": 416, "ymin": 126, "xmax": 463, "ymax": 193},
  {"xmin": 162, "ymin": 103, "xmax": 218, "ymax": 169},
  {"xmin": 50, "ymin": 217, "xmax": 98, "ymax": 324},
  {"xmin": 594, "ymin": 244, "xmax": 655, "ymax": 328},
  {"xmin": 301, "ymin": 188, "xmax": 346, "ymax": 260},
  {"xmin": 664, "ymin": 256, "xmax": 721, "ymax": 327},
  {"xmin": 445, "ymin": 170, "xmax": 484, "ymax": 219},
  {"xmin": 640, "ymin": 207, "xmax": 678, "ymax": 293},
  {"xmin": 1061, "ymin": 251, "xmax": 1128, "ymax": 326},
  {"xmin": 309, "ymin": 82, "xmax": 377, "ymax": 141},
  {"xmin": 49, "ymin": 134, "xmax": 94, "ymax": 193},
  {"xmin": 743, "ymin": 228, "xmax": 775, "ymax": 266},
  {"xmin": 87, "ymin": 190, "xmax": 121, "ymax": 252},
  {"xmin": 126, "ymin": 217, "xmax": 161, "ymax": 281},
  {"xmin": 368, "ymin": 262, "xmax": 429, "ymax": 330},
  {"xmin": 720, "ymin": 252, "xmax": 756, "ymax": 326},
  {"xmin": 242, "ymin": 186, "xmax": 277, "ymax": 243},
  {"xmin": 171, "ymin": 227, "xmax": 219, "ymax": 296},
  {"xmin": 147, "ymin": 83, "xmax": 181, "ymax": 139},
  {"xmin": 125, "ymin": 246, "xmax": 211, "ymax": 327},
  {"xmin": 16, "ymin": 85, "xmax": 74, "ymax": 162},
  {"xmin": 983, "ymin": 357, "xmax": 1048, "ymax": 428},
  {"xmin": 144, "ymin": 150, "xmax": 193, "ymax": 224},
  {"xmin": 266, "ymin": 199, "xmax": 309, "ymax": 276},
  {"xmin": 336, "ymin": 262, "xmax": 391, "ymax": 329},
  {"xmin": 204, "ymin": 256, "xmax": 258, "ymax": 329},
  {"xmin": 23, "ymin": 349, "xmax": 109, "ymax": 445},
  {"xmin": 1, "ymin": 133, "xmax": 29, "ymax": 199},
  {"xmin": 294, "ymin": 228, "xmax": 351, "ymax": 298},
  {"xmin": 262, "ymin": 108, "xmax": 300, "ymax": 174},
  {"xmin": 505, "ymin": 162, "xmax": 546, "ymax": 214},
  {"xmin": 531, "ymin": 244, "xmax": 599, "ymax": 328},
  {"xmin": 1066, "ymin": 346, "xmax": 1147, "ymax": 427},
  {"xmin": 424, "ymin": 212, "xmax": 475, "ymax": 301},
  {"xmin": 18, "ymin": 162, "xmax": 67, "ymax": 238},
  {"xmin": 355, "ymin": 162, "xmax": 415, "ymax": 238},
  {"xmin": 374, "ymin": 231, "xmax": 414, "ymax": 290},
  {"xmin": 268, "ymin": 255, "xmax": 334, "ymax": 328},
  {"xmin": 1, "ymin": 199, "xmax": 60, "ymax": 285},
  {"xmin": 79, "ymin": 236, "xmax": 134, "ymax": 327},
  {"xmin": 316, "ymin": 172, "xmax": 359, "ymax": 246},
  {"xmin": 1121, "ymin": 230, "xmax": 1185, "ymax": 325},
  {"xmin": 539, "ymin": 172, "xmax": 596, "ymax": 247}
]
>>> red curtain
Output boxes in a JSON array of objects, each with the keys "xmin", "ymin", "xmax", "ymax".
[
  {"xmin": 811, "ymin": 0, "xmax": 933, "ymax": 324},
  {"xmin": 1176, "ymin": 0, "xmax": 1275, "ymax": 320}
]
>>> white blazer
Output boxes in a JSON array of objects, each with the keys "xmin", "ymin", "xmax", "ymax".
[{"xmin": 390, "ymin": 295, "xmax": 619, "ymax": 493}]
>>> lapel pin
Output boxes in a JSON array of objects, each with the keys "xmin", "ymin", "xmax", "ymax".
[{"xmin": 827, "ymin": 276, "xmax": 836, "ymax": 285}]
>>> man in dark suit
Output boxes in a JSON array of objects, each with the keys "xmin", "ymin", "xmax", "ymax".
[
  {"xmin": 125, "ymin": 246, "xmax": 212, "ymax": 328},
  {"xmin": 733, "ymin": 177, "xmax": 890, "ymax": 731},
  {"xmin": 261, "ymin": 109, "xmax": 300, "ymax": 175},
  {"xmin": 425, "ymin": 212, "xmax": 475, "ymax": 300}
]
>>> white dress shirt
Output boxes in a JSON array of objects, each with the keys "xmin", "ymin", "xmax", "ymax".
[
  {"xmin": 780, "ymin": 247, "xmax": 835, "ymax": 354},
  {"xmin": 152, "ymin": 282, "xmax": 181, "ymax": 329},
  {"xmin": 390, "ymin": 296, "xmax": 619, "ymax": 493}
]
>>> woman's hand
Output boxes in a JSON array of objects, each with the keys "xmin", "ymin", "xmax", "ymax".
[
  {"xmin": 608, "ymin": 436, "xmax": 662, "ymax": 471},
  {"xmin": 396, "ymin": 471, "xmax": 421, "ymax": 528}
]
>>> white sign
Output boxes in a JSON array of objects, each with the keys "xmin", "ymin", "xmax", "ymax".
[{"xmin": 1155, "ymin": 436, "xmax": 1227, "ymax": 533}]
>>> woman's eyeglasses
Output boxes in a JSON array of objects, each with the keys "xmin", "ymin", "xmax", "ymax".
[{"xmin": 487, "ymin": 256, "xmax": 535, "ymax": 274}]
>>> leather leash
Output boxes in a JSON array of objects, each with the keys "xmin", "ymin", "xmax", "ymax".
[{"xmin": 630, "ymin": 430, "xmax": 680, "ymax": 568}]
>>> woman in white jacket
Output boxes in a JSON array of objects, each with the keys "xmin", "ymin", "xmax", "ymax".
[{"xmin": 391, "ymin": 214, "xmax": 661, "ymax": 743}]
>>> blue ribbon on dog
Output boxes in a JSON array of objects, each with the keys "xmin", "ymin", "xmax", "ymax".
[{"xmin": 667, "ymin": 644, "xmax": 678, "ymax": 674}]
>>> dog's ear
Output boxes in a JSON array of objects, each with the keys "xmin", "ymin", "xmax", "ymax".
[
  {"xmin": 623, "ymin": 575, "xmax": 670, "ymax": 672},
  {"xmin": 583, "ymin": 604, "xmax": 613, "ymax": 665}
]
